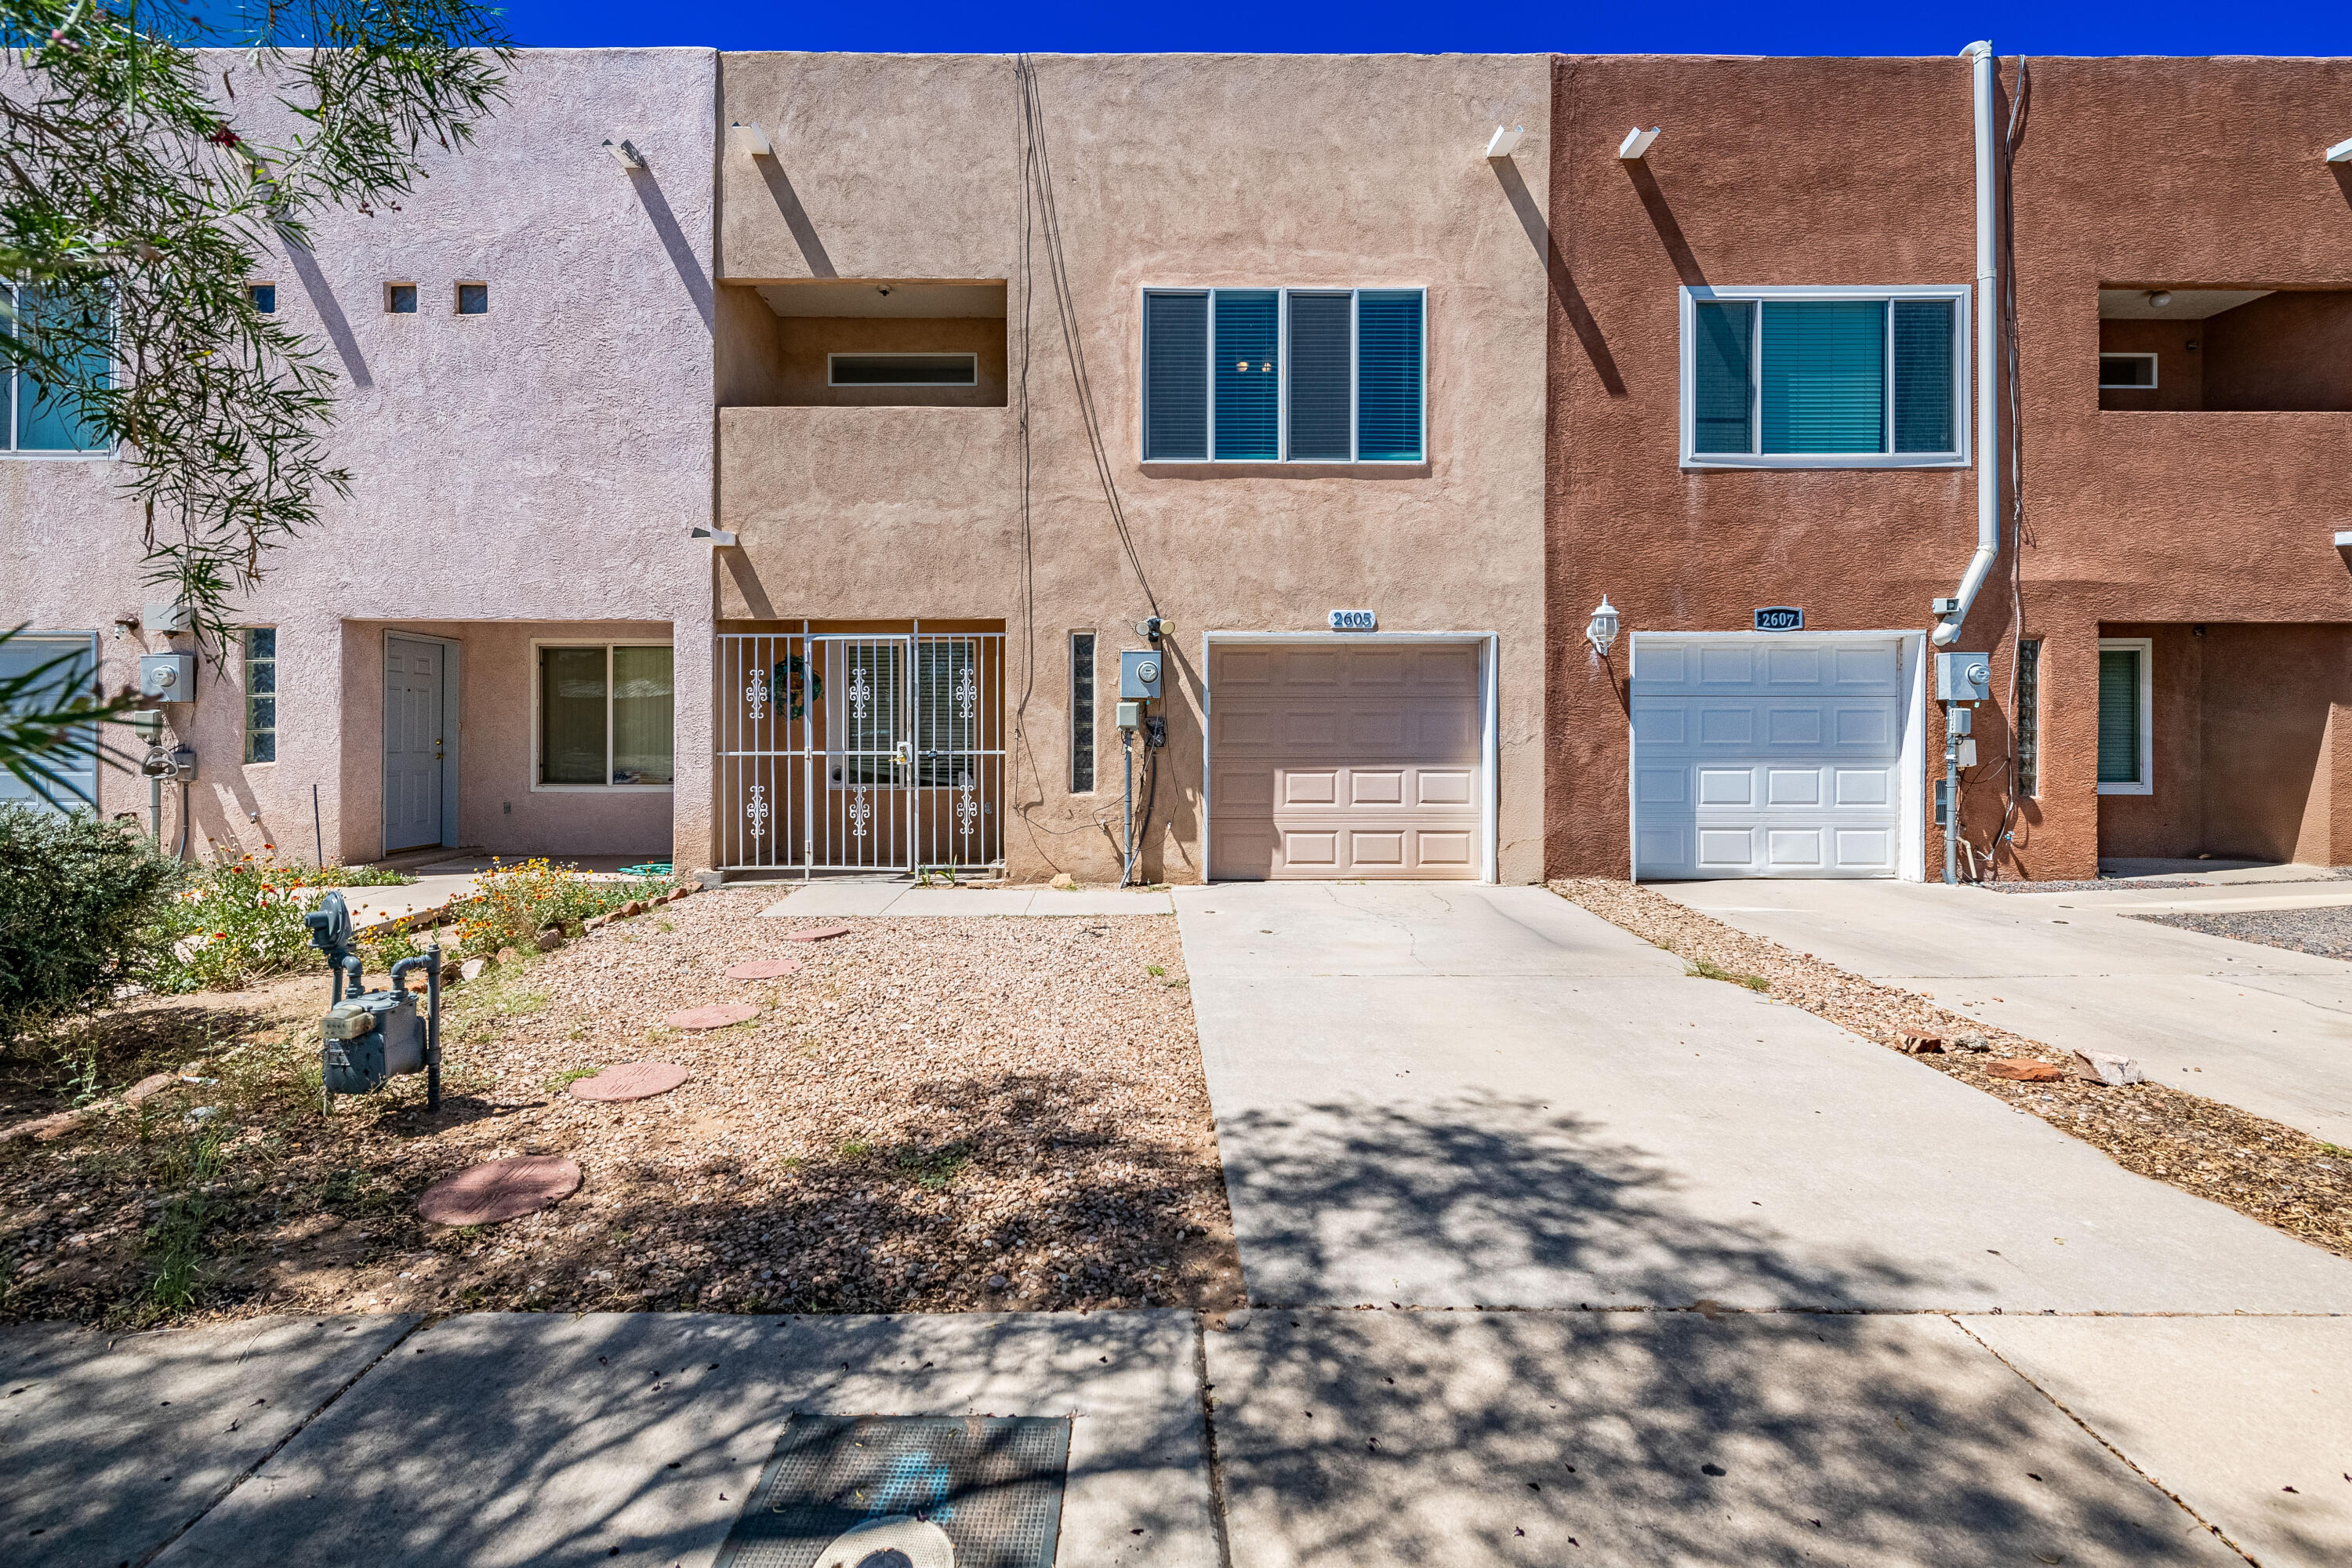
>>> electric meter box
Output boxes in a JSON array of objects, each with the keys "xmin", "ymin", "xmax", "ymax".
[
  {"xmin": 1936, "ymin": 651, "xmax": 1993, "ymax": 703},
  {"xmin": 140, "ymin": 652, "xmax": 194, "ymax": 699},
  {"xmin": 1120, "ymin": 650, "xmax": 1163, "ymax": 700}
]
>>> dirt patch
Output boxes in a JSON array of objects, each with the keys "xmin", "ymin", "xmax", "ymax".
[
  {"xmin": 2, "ymin": 892, "xmax": 1242, "ymax": 1325},
  {"xmin": 1548, "ymin": 878, "xmax": 2352, "ymax": 1260}
]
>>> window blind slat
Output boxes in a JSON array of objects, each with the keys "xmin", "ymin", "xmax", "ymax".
[
  {"xmin": 1761, "ymin": 300, "xmax": 1886, "ymax": 454},
  {"xmin": 2097, "ymin": 649, "xmax": 2143, "ymax": 785},
  {"xmin": 1286, "ymin": 293, "xmax": 1352, "ymax": 461},
  {"xmin": 1356, "ymin": 290, "xmax": 1423, "ymax": 461},
  {"xmin": 1214, "ymin": 290, "xmax": 1280, "ymax": 460},
  {"xmin": 1693, "ymin": 300, "xmax": 1755, "ymax": 454},
  {"xmin": 1892, "ymin": 299, "xmax": 1957, "ymax": 453},
  {"xmin": 1142, "ymin": 292, "xmax": 1207, "ymax": 460}
]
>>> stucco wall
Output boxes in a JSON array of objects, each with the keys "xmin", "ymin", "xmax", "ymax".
[
  {"xmin": 1543, "ymin": 55, "xmax": 1977, "ymax": 880},
  {"xmin": 715, "ymin": 53, "xmax": 1552, "ymax": 883},
  {"xmin": 0, "ymin": 49, "xmax": 717, "ymax": 870},
  {"xmin": 2202, "ymin": 289, "xmax": 2352, "ymax": 412},
  {"xmin": 1544, "ymin": 54, "xmax": 2352, "ymax": 881}
]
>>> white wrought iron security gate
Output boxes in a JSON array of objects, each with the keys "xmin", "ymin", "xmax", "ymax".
[{"xmin": 718, "ymin": 628, "xmax": 1004, "ymax": 874}]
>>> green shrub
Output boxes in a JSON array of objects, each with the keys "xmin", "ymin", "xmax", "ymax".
[
  {"xmin": 0, "ymin": 805, "xmax": 181, "ymax": 1035},
  {"xmin": 149, "ymin": 855, "xmax": 324, "ymax": 993}
]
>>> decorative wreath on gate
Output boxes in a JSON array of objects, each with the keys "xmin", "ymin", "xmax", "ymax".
[{"xmin": 776, "ymin": 655, "xmax": 822, "ymax": 721}]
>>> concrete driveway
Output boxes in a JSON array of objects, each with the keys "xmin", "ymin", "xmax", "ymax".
[
  {"xmin": 1174, "ymin": 882, "xmax": 2352, "ymax": 1314},
  {"xmin": 1660, "ymin": 877, "xmax": 2352, "ymax": 1144}
]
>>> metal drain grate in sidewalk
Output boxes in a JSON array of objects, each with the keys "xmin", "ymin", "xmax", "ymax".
[{"xmin": 714, "ymin": 1415, "xmax": 1071, "ymax": 1568}]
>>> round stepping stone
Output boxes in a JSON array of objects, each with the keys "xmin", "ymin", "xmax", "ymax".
[
  {"xmin": 417, "ymin": 1155, "xmax": 581, "ymax": 1226},
  {"xmin": 666, "ymin": 1001, "xmax": 760, "ymax": 1031},
  {"xmin": 724, "ymin": 958, "xmax": 804, "ymax": 981},
  {"xmin": 782, "ymin": 925, "xmax": 853, "ymax": 943},
  {"xmin": 568, "ymin": 1062, "xmax": 690, "ymax": 1102}
]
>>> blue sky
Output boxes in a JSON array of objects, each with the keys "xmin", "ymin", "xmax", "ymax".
[{"xmin": 497, "ymin": 2, "xmax": 2346, "ymax": 58}]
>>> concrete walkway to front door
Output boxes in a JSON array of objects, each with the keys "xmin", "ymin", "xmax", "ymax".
[
  {"xmin": 1175, "ymin": 881, "xmax": 2350, "ymax": 1313},
  {"xmin": 1659, "ymin": 877, "xmax": 2352, "ymax": 1145}
]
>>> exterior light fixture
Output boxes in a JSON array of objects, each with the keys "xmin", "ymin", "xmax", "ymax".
[
  {"xmin": 1618, "ymin": 126, "xmax": 1662, "ymax": 160},
  {"xmin": 2328, "ymin": 136, "xmax": 2352, "ymax": 163},
  {"xmin": 2147, "ymin": 289, "xmax": 2172, "ymax": 309},
  {"xmin": 604, "ymin": 137, "xmax": 644, "ymax": 170},
  {"xmin": 731, "ymin": 121, "xmax": 773, "ymax": 158},
  {"xmin": 690, "ymin": 525, "xmax": 737, "ymax": 546},
  {"xmin": 1485, "ymin": 125, "xmax": 1526, "ymax": 159},
  {"xmin": 1586, "ymin": 595, "xmax": 1621, "ymax": 658}
]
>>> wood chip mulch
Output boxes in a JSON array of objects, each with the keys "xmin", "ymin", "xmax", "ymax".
[
  {"xmin": 1548, "ymin": 878, "xmax": 2352, "ymax": 1259},
  {"xmin": 2, "ymin": 891, "xmax": 1243, "ymax": 1327}
]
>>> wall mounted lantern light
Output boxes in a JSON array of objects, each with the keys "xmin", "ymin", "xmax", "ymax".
[
  {"xmin": 2328, "ymin": 136, "xmax": 2352, "ymax": 164},
  {"xmin": 1586, "ymin": 595, "xmax": 1621, "ymax": 658},
  {"xmin": 604, "ymin": 137, "xmax": 644, "ymax": 170},
  {"xmin": 731, "ymin": 121, "xmax": 774, "ymax": 158},
  {"xmin": 1485, "ymin": 125, "xmax": 1526, "ymax": 159}
]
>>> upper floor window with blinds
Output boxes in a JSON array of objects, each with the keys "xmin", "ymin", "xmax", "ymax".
[
  {"xmin": 1679, "ymin": 285, "xmax": 1968, "ymax": 468},
  {"xmin": 1141, "ymin": 287, "xmax": 1425, "ymax": 463}
]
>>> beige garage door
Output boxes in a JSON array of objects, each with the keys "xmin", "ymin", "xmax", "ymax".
[{"xmin": 1209, "ymin": 641, "xmax": 1483, "ymax": 880}]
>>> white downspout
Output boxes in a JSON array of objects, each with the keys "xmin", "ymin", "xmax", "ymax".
[{"xmin": 1935, "ymin": 39, "xmax": 1999, "ymax": 649}]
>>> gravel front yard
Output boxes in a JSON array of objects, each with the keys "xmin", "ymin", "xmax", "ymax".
[
  {"xmin": 1550, "ymin": 879, "xmax": 2352, "ymax": 1259},
  {"xmin": 1, "ymin": 891, "xmax": 1242, "ymax": 1325},
  {"xmin": 2129, "ymin": 905, "xmax": 2352, "ymax": 963}
]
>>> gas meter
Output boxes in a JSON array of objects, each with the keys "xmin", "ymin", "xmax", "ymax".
[{"xmin": 304, "ymin": 891, "xmax": 441, "ymax": 1114}]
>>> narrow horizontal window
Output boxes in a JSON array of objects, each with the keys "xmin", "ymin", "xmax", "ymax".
[
  {"xmin": 2098, "ymin": 353, "xmax": 2157, "ymax": 389},
  {"xmin": 1682, "ymin": 288, "xmax": 1965, "ymax": 466},
  {"xmin": 1143, "ymin": 286, "xmax": 1425, "ymax": 463},
  {"xmin": 829, "ymin": 353, "xmax": 976, "ymax": 387}
]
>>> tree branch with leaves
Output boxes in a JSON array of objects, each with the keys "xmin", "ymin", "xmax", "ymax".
[{"xmin": 0, "ymin": 0, "xmax": 511, "ymax": 793}]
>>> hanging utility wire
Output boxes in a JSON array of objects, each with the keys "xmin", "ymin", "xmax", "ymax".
[{"xmin": 1016, "ymin": 54, "xmax": 1160, "ymax": 619}]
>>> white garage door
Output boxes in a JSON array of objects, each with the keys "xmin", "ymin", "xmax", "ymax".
[
  {"xmin": 1632, "ymin": 636, "xmax": 1907, "ymax": 879},
  {"xmin": 1210, "ymin": 641, "xmax": 1483, "ymax": 880}
]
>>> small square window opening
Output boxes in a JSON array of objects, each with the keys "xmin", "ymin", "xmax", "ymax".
[
  {"xmin": 456, "ymin": 282, "xmax": 488, "ymax": 316},
  {"xmin": 386, "ymin": 283, "xmax": 417, "ymax": 314},
  {"xmin": 248, "ymin": 283, "xmax": 277, "ymax": 314}
]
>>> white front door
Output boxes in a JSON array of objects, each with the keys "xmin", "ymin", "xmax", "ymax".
[
  {"xmin": 383, "ymin": 635, "xmax": 446, "ymax": 852},
  {"xmin": 1632, "ymin": 636, "xmax": 1907, "ymax": 879}
]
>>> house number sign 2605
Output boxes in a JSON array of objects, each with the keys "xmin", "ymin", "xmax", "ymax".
[{"xmin": 1328, "ymin": 609, "xmax": 1377, "ymax": 631}]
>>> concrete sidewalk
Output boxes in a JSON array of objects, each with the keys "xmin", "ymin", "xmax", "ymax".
[
  {"xmin": 1661, "ymin": 878, "xmax": 2352, "ymax": 1144},
  {"xmin": 1175, "ymin": 882, "xmax": 2352, "ymax": 1314},
  {"xmin": 9, "ymin": 1306, "xmax": 2349, "ymax": 1566},
  {"xmin": 756, "ymin": 882, "xmax": 1175, "ymax": 917}
]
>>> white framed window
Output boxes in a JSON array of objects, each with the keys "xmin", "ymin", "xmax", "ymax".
[
  {"xmin": 2096, "ymin": 637, "xmax": 2153, "ymax": 795},
  {"xmin": 1141, "ymin": 286, "xmax": 1425, "ymax": 463},
  {"xmin": 1679, "ymin": 285, "xmax": 1969, "ymax": 469},
  {"xmin": 828, "ymin": 353, "xmax": 976, "ymax": 387},
  {"xmin": 0, "ymin": 631, "xmax": 100, "ymax": 810},
  {"xmin": 532, "ymin": 641, "xmax": 673, "ymax": 790},
  {"xmin": 2098, "ymin": 352, "xmax": 2157, "ymax": 389},
  {"xmin": 3, "ymin": 283, "xmax": 111, "ymax": 456},
  {"xmin": 243, "ymin": 628, "xmax": 277, "ymax": 764}
]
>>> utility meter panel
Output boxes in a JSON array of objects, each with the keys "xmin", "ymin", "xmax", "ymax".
[
  {"xmin": 1936, "ymin": 651, "xmax": 1993, "ymax": 703},
  {"xmin": 1120, "ymin": 649, "xmax": 1163, "ymax": 700},
  {"xmin": 139, "ymin": 652, "xmax": 194, "ymax": 699}
]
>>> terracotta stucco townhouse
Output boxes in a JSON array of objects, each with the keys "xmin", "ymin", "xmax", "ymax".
[{"xmin": 1545, "ymin": 52, "xmax": 2352, "ymax": 884}]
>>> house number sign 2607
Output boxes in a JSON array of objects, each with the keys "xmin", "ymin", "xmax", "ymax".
[
  {"xmin": 1754, "ymin": 607, "xmax": 1805, "ymax": 632},
  {"xmin": 1328, "ymin": 609, "xmax": 1377, "ymax": 631}
]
